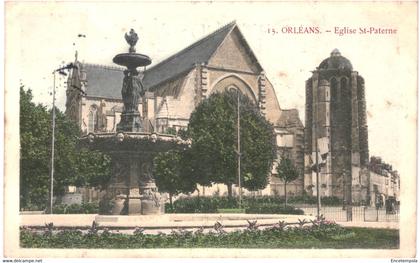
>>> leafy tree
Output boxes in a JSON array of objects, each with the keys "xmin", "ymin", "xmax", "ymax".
[
  {"xmin": 20, "ymin": 87, "xmax": 51, "ymax": 209},
  {"xmin": 276, "ymin": 157, "xmax": 300, "ymax": 207},
  {"xmin": 187, "ymin": 91, "xmax": 276, "ymax": 197},
  {"xmin": 73, "ymin": 149, "xmax": 112, "ymax": 190},
  {"xmin": 153, "ymin": 150, "xmax": 196, "ymax": 209},
  {"xmin": 20, "ymin": 86, "xmax": 111, "ymax": 210}
]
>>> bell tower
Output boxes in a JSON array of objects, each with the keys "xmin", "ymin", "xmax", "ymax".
[{"xmin": 304, "ymin": 49, "xmax": 370, "ymax": 204}]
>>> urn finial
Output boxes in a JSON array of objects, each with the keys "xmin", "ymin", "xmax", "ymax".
[{"xmin": 124, "ymin": 29, "xmax": 139, "ymax": 53}]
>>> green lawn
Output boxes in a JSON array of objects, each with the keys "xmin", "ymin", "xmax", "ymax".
[
  {"xmin": 20, "ymin": 226, "xmax": 399, "ymax": 249},
  {"xmin": 217, "ymin": 208, "xmax": 246, "ymax": 213},
  {"xmin": 315, "ymin": 227, "xmax": 400, "ymax": 249}
]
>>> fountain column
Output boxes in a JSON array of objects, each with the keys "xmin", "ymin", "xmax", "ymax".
[{"xmin": 113, "ymin": 29, "xmax": 151, "ymax": 132}]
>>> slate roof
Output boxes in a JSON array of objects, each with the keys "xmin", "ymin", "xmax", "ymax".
[
  {"xmin": 82, "ymin": 63, "xmax": 124, "ymax": 99},
  {"xmin": 79, "ymin": 21, "xmax": 264, "ymax": 99},
  {"xmin": 318, "ymin": 49, "xmax": 353, "ymax": 71},
  {"xmin": 277, "ymin": 109, "xmax": 303, "ymax": 128},
  {"xmin": 142, "ymin": 21, "xmax": 237, "ymax": 90}
]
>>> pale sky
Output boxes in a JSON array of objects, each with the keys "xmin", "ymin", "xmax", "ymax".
[{"xmin": 6, "ymin": 1, "xmax": 417, "ymax": 173}]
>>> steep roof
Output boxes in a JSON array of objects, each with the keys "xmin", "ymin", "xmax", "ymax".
[
  {"xmin": 143, "ymin": 21, "xmax": 256, "ymax": 90},
  {"xmin": 277, "ymin": 109, "xmax": 303, "ymax": 128},
  {"xmin": 81, "ymin": 63, "xmax": 124, "ymax": 99},
  {"xmin": 77, "ymin": 21, "xmax": 264, "ymax": 98}
]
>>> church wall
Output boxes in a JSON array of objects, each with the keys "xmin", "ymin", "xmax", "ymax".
[
  {"xmin": 153, "ymin": 69, "xmax": 196, "ymax": 132},
  {"xmin": 206, "ymin": 68, "xmax": 259, "ymax": 100},
  {"xmin": 270, "ymin": 173, "xmax": 303, "ymax": 196},
  {"xmin": 274, "ymin": 126, "xmax": 305, "ymax": 196},
  {"xmin": 264, "ymin": 80, "xmax": 282, "ymax": 124},
  {"xmin": 172, "ymin": 70, "xmax": 198, "ymax": 120},
  {"xmin": 205, "ymin": 69, "xmax": 282, "ymax": 125},
  {"xmin": 81, "ymin": 97, "xmax": 125, "ymax": 134},
  {"xmin": 209, "ymin": 28, "xmax": 260, "ymax": 73}
]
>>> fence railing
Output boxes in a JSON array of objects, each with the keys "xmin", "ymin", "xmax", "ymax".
[
  {"xmin": 363, "ymin": 207, "xmax": 400, "ymax": 222},
  {"xmin": 295, "ymin": 205, "xmax": 399, "ymax": 222}
]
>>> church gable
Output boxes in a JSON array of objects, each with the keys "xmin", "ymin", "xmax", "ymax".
[{"xmin": 209, "ymin": 27, "xmax": 262, "ymax": 74}]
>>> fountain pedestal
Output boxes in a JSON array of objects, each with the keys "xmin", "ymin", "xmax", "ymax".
[{"xmin": 117, "ymin": 111, "xmax": 143, "ymax": 132}]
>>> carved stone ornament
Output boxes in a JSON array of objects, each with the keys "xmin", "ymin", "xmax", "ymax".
[
  {"xmin": 125, "ymin": 29, "xmax": 139, "ymax": 53},
  {"xmin": 116, "ymin": 132, "xmax": 125, "ymax": 142}
]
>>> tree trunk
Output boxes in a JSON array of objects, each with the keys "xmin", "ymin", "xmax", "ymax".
[
  {"xmin": 169, "ymin": 193, "xmax": 173, "ymax": 210},
  {"xmin": 284, "ymin": 181, "xmax": 287, "ymax": 208},
  {"xmin": 227, "ymin": 184, "xmax": 233, "ymax": 197}
]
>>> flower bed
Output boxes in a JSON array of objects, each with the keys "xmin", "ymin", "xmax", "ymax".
[{"xmin": 19, "ymin": 219, "xmax": 399, "ymax": 249}]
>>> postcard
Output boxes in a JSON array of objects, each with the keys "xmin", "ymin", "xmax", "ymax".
[{"xmin": 4, "ymin": 0, "xmax": 417, "ymax": 260}]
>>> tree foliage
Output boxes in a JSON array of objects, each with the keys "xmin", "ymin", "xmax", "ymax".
[
  {"xmin": 153, "ymin": 150, "xmax": 196, "ymax": 209},
  {"xmin": 20, "ymin": 87, "xmax": 111, "ymax": 210},
  {"xmin": 20, "ymin": 87, "xmax": 51, "ymax": 209},
  {"xmin": 276, "ymin": 157, "xmax": 300, "ymax": 206},
  {"xmin": 187, "ymin": 91, "xmax": 276, "ymax": 196}
]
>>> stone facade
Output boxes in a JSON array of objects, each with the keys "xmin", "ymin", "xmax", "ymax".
[
  {"xmin": 369, "ymin": 156, "xmax": 400, "ymax": 206},
  {"xmin": 66, "ymin": 21, "xmax": 305, "ymax": 198},
  {"xmin": 270, "ymin": 110, "xmax": 305, "ymax": 196}
]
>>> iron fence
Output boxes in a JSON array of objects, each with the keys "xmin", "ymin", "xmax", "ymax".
[
  {"xmin": 295, "ymin": 205, "xmax": 399, "ymax": 222},
  {"xmin": 363, "ymin": 207, "xmax": 400, "ymax": 222}
]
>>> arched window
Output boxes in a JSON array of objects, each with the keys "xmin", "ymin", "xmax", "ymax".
[
  {"xmin": 340, "ymin": 77, "xmax": 348, "ymax": 96},
  {"xmin": 211, "ymin": 75, "xmax": 257, "ymax": 104},
  {"xmin": 88, "ymin": 105, "xmax": 98, "ymax": 133},
  {"xmin": 330, "ymin": 77, "xmax": 338, "ymax": 102}
]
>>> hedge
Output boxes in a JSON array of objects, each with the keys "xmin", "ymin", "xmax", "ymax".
[
  {"xmin": 245, "ymin": 204, "xmax": 304, "ymax": 215},
  {"xmin": 53, "ymin": 202, "xmax": 99, "ymax": 214},
  {"xmin": 166, "ymin": 195, "xmax": 342, "ymax": 213}
]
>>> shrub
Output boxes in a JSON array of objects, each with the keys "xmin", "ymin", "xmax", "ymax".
[
  {"xmin": 245, "ymin": 204, "xmax": 304, "ymax": 215},
  {"xmin": 52, "ymin": 202, "xmax": 99, "ymax": 214},
  {"xmin": 167, "ymin": 197, "xmax": 218, "ymax": 213},
  {"xmin": 167, "ymin": 195, "xmax": 340, "ymax": 214},
  {"xmin": 319, "ymin": 196, "xmax": 342, "ymax": 206},
  {"xmin": 99, "ymin": 197, "xmax": 115, "ymax": 215}
]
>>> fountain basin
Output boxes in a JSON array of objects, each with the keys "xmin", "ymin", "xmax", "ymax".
[
  {"xmin": 113, "ymin": 53, "xmax": 151, "ymax": 68},
  {"xmin": 79, "ymin": 132, "xmax": 190, "ymax": 216}
]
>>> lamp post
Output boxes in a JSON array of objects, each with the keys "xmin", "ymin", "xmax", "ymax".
[
  {"xmin": 49, "ymin": 63, "xmax": 78, "ymax": 214},
  {"xmin": 49, "ymin": 71, "xmax": 56, "ymax": 214},
  {"xmin": 229, "ymin": 87, "xmax": 242, "ymax": 209},
  {"xmin": 237, "ymin": 89, "xmax": 242, "ymax": 209},
  {"xmin": 312, "ymin": 85, "xmax": 321, "ymax": 219},
  {"xmin": 315, "ymin": 132, "xmax": 320, "ymax": 219}
]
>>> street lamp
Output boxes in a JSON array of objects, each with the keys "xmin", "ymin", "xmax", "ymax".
[
  {"xmin": 315, "ymin": 131, "xmax": 321, "ymax": 219},
  {"xmin": 236, "ymin": 89, "xmax": 242, "ymax": 209},
  {"xmin": 49, "ymin": 70, "xmax": 56, "ymax": 214},
  {"xmin": 312, "ymin": 92, "xmax": 321, "ymax": 219},
  {"xmin": 229, "ymin": 87, "xmax": 242, "ymax": 209},
  {"xmin": 49, "ymin": 63, "xmax": 78, "ymax": 214}
]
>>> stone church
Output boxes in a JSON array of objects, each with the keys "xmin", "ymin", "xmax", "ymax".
[{"xmin": 65, "ymin": 21, "xmax": 305, "ymax": 197}]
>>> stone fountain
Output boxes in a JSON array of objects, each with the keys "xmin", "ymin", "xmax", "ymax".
[{"xmin": 80, "ymin": 29, "xmax": 189, "ymax": 215}]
